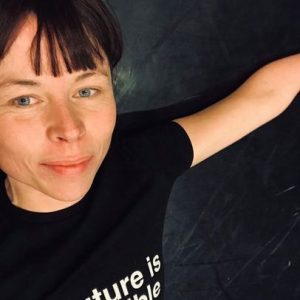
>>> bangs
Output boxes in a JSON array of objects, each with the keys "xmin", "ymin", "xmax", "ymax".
[{"xmin": 0, "ymin": 0, "xmax": 123, "ymax": 77}]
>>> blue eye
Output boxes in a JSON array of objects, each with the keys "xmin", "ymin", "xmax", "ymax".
[
  {"xmin": 78, "ymin": 88, "xmax": 94, "ymax": 97},
  {"xmin": 15, "ymin": 96, "xmax": 31, "ymax": 106}
]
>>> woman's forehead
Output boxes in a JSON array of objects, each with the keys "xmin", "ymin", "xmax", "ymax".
[
  {"xmin": 0, "ymin": 15, "xmax": 110, "ymax": 78},
  {"xmin": 0, "ymin": 17, "xmax": 53, "ymax": 73}
]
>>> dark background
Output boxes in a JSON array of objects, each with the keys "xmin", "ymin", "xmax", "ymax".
[{"xmin": 108, "ymin": 0, "xmax": 300, "ymax": 299}]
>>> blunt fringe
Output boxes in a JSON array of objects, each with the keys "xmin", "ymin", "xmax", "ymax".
[{"xmin": 0, "ymin": 0, "xmax": 123, "ymax": 76}]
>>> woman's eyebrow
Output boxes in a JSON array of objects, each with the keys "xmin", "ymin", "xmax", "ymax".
[
  {"xmin": 0, "ymin": 79, "xmax": 40, "ymax": 88},
  {"xmin": 0, "ymin": 70, "xmax": 108, "ymax": 89},
  {"xmin": 74, "ymin": 70, "xmax": 108, "ymax": 82}
]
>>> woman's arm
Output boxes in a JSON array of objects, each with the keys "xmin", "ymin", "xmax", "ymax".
[{"xmin": 173, "ymin": 53, "xmax": 300, "ymax": 168}]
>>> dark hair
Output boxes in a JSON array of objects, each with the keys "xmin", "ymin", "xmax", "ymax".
[{"xmin": 0, "ymin": 0, "xmax": 123, "ymax": 77}]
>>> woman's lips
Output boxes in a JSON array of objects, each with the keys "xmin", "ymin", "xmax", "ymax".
[{"xmin": 41, "ymin": 156, "xmax": 92, "ymax": 175}]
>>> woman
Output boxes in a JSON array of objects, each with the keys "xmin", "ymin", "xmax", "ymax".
[{"xmin": 0, "ymin": 1, "xmax": 298, "ymax": 299}]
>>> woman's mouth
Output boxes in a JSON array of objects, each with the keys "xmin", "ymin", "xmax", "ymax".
[{"xmin": 41, "ymin": 156, "xmax": 93, "ymax": 176}]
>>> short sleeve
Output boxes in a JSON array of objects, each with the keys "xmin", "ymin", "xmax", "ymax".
[{"xmin": 113, "ymin": 121, "xmax": 194, "ymax": 178}]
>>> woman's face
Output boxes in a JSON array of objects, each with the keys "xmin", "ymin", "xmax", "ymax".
[{"xmin": 0, "ymin": 16, "xmax": 117, "ymax": 211}]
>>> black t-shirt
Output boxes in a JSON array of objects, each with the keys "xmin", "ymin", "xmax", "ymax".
[{"xmin": 0, "ymin": 120, "xmax": 193, "ymax": 300}]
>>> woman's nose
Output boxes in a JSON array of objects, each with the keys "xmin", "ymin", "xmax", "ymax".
[{"xmin": 45, "ymin": 102, "xmax": 86, "ymax": 143}]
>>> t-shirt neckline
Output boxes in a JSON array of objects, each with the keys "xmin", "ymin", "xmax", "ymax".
[{"xmin": 0, "ymin": 170, "xmax": 92, "ymax": 223}]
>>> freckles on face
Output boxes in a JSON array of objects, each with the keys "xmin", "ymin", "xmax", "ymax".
[
  {"xmin": 0, "ymin": 91, "xmax": 116, "ymax": 169},
  {"xmin": 0, "ymin": 87, "xmax": 117, "ymax": 204},
  {"xmin": 0, "ymin": 118, "xmax": 39, "ymax": 180},
  {"xmin": 0, "ymin": 17, "xmax": 117, "ymax": 205}
]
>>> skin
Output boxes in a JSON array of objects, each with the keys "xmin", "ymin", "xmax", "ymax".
[{"xmin": 0, "ymin": 16, "xmax": 117, "ymax": 212}]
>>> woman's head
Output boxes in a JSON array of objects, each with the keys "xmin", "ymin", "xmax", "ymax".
[{"xmin": 0, "ymin": 0, "xmax": 123, "ymax": 211}]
